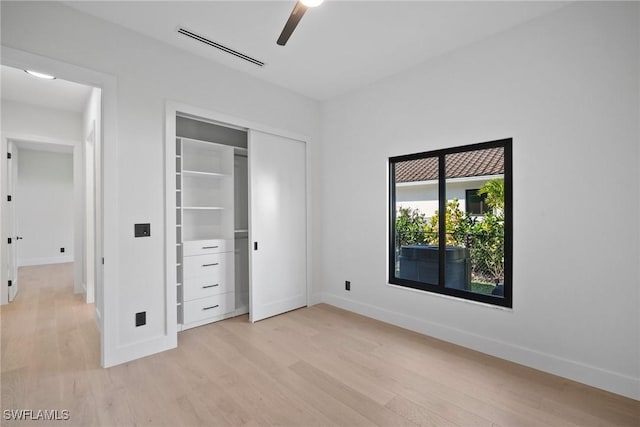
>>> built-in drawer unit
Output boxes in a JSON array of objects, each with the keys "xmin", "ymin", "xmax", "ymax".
[
  {"xmin": 183, "ymin": 256, "xmax": 233, "ymax": 301},
  {"xmin": 183, "ymin": 253, "xmax": 227, "ymax": 280},
  {"xmin": 182, "ymin": 292, "xmax": 235, "ymax": 325},
  {"xmin": 183, "ymin": 239, "xmax": 230, "ymax": 256}
]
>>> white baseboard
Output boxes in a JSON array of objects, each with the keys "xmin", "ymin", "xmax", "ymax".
[
  {"xmin": 321, "ymin": 292, "xmax": 640, "ymax": 401},
  {"xmin": 104, "ymin": 334, "xmax": 176, "ymax": 368},
  {"xmin": 18, "ymin": 255, "xmax": 74, "ymax": 267},
  {"xmin": 309, "ymin": 292, "xmax": 323, "ymax": 306}
]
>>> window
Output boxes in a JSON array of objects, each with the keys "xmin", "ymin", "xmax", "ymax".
[
  {"xmin": 466, "ymin": 189, "xmax": 488, "ymax": 216},
  {"xmin": 389, "ymin": 139, "xmax": 512, "ymax": 307}
]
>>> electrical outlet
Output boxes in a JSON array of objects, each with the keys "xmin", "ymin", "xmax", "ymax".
[
  {"xmin": 135, "ymin": 223, "xmax": 151, "ymax": 237},
  {"xmin": 60, "ymin": 247, "xmax": 65, "ymax": 253},
  {"xmin": 135, "ymin": 311, "xmax": 146, "ymax": 327},
  {"xmin": 345, "ymin": 280, "xmax": 351, "ymax": 291}
]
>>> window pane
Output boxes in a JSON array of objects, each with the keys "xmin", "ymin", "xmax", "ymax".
[
  {"xmin": 445, "ymin": 147, "xmax": 505, "ymax": 296},
  {"xmin": 393, "ymin": 156, "xmax": 439, "ymax": 286},
  {"xmin": 389, "ymin": 139, "xmax": 511, "ymax": 307}
]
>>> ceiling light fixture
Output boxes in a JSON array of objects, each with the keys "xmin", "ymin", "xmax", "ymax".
[
  {"xmin": 300, "ymin": 0, "xmax": 324, "ymax": 7},
  {"xmin": 24, "ymin": 70, "xmax": 56, "ymax": 80}
]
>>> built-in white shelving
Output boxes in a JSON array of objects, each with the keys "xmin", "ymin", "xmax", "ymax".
[
  {"xmin": 176, "ymin": 138, "xmax": 184, "ymax": 326},
  {"xmin": 176, "ymin": 137, "xmax": 236, "ymax": 331}
]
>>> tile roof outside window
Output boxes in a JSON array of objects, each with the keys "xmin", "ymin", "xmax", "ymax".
[{"xmin": 395, "ymin": 147, "xmax": 504, "ymax": 182}]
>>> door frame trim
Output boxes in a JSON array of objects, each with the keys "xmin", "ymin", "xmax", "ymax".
[{"xmin": 0, "ymin": 46, "xmax": 118, "ymax": 368}]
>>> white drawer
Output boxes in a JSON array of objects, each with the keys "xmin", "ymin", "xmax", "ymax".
[
  {"xmin": 183, "ymin": 253, "xmax": 228, "ymax": 279},
  {"xmin": 183, "ymin": 292, "xmax": 235, "ymax": 325},
  {"xmin": 183, "ymin": 239, "xmax": 231, "ymax": 256},
  {"xmin": 184, "ymin": 268, "xmax": 233, "ymax": 301}
]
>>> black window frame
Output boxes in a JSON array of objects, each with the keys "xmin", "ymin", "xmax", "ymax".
[{"xmin": 388, "ymin": 138, "xmax": 513, "ymax": 308}]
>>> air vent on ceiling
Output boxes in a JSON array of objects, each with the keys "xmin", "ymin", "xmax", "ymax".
[{"xmin": 177, "ymin": 27, "xmax": 265, "ymax": 67}]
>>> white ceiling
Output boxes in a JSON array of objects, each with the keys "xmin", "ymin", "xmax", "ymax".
[
  {"xmin": 1, "ymin": 65, "xmax": 93, "ymax": 113},
  {"xmin": 63, "ymin": 1, "xmax": 569, "ymax": 101}
]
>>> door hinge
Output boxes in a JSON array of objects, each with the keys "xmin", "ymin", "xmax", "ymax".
[
  {"xmin": 7, "ymin": 238, "xmax": 11, "ymax": 244},
  {"xmin": 7, "ymin": 152, "xmax": 11, "ymax": 159},
  {"xmin": 7, "ymin": 195, "xmax": 11, "ymax": 202},
  {"xmin": 8, "ymin": 280, "xmax": 12, "ymax": 287},
  {"xmin": 102, "ymin": 257, "xmax": 105, "ymax": 265}
]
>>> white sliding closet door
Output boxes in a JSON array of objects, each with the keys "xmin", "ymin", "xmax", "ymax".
[{"xmin": 248, "ymin": 130, "xmax": 306, "ymax": 322}]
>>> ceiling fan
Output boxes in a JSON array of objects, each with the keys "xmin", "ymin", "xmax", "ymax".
[{"xmin": 277, "ymin": 0, "xmax": 324, "ymax": 46}]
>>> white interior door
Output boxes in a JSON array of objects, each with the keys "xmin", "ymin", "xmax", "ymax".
[
  {"xmin": 7, "ymin": 141, "xmax": 18, "ymax": 302},
  {"xmin": 248, "ymin": 130, "xmax": 307, "ymax": 322}
]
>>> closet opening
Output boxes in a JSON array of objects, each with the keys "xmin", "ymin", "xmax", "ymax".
[
  {"xmin": 166, "ymin": 103, "xmax": 309, "ymax": 339},
  {"xmin": 174, "ymin": 115, "xmax": 249, "ymax": 330}
]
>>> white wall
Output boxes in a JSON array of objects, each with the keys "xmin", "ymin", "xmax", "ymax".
[
  {"xmin": 16, "ymin": 149, "xmax": 74, "ymax": 266},
  {"xmin": 318, "ymin": 2, "xmax": 639, "ymax": 399},
  {"xmin": 1, "ymin": 1, "xmax": 320, "ymax": 365},
  {"xmin": 2, "ymin": 99, "xmax": 83, "ymax": 141}
]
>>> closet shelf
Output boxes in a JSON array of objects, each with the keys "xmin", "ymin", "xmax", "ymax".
[
  {"xmin": 183, "ymin": 206, "xmax": 225, "ymax": 210},
  {"xmin": 183, "ymin": 170, "xmax": 230, "ymax": 178}
]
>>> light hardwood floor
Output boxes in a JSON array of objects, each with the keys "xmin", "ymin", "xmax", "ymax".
[{"xmin": 1, "ymin": 263, "xmax": 638, "ymax": 426}]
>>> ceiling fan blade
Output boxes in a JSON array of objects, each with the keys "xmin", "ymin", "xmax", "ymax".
[{"xmin": 277, "ymin": 1, "xmax": 308, "ymax": 46}]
